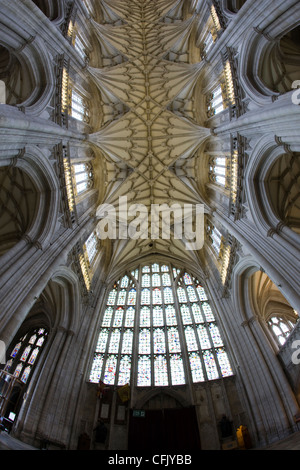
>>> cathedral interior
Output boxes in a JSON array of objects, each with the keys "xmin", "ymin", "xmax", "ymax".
[{"xmin": 0, "ymin": 0, "xmax": 300, "ymax": 451}]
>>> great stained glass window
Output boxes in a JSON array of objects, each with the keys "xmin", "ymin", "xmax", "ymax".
[{"xmin": 89, "ymin": 263, "xmax": 233, "ymax": 386}]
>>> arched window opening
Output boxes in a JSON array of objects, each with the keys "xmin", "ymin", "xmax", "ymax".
[
  {"xmin": 208, "ymin": 225, "xmax": 223, "ymax": 257},
  {"xmin": 207, "ymin": 84, "xmax": 224, "ymax": 116},
  {"xmin": 84, "ymin": 231, "xmax": 99, "ymax": 266},
  {"xmin": 207, "ymin": 61, "xmax": 236, "ymax": 117},
  {"xmin": 4, "ymin": 327, "xmax": 48, "ymax": 385},
  {"xmin": 209, "ymin": 155, "xmax": 229, "ymax": 188},
  {"xmin": 71, "ymin": 89, "xmax": 90, "ymax": 123},
  {"xmin": 72, "ymin": 162, "xmax": 94, "ymax": 196},
  {"xmin": 89, "ymin": 263, "xmax": 233, "ymax": 387},
  {"xmin": 268, "ymin": 315, "xmax": 298, "ymax": 346}
]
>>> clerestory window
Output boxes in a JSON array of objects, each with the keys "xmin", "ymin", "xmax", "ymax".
[{"xmin": 89, "ymin": 263, "xmax": 233, "ymax": 387}]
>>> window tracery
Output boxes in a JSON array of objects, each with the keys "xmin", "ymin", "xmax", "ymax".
[
  {"xmin": 89, "ymin": 263, "xmax": 233, "ymax": 387},
  {"xmin": 4, "ymin": 328, "xmax": 48, "ymax": 385},
  {"xmin": 268, "ymin": 315, "xmax": 299, "ymax": 346},
  {"xmin": 72, "ymin": 162, "xmax": 93, "ymax": 196}
]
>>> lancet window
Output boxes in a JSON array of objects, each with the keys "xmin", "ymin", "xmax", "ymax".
[
  {"xmin": 72, "ymin": 163, "xmax": 93, "ymax": 196},
  {"xmin": 89, "ymin": 263, "xmax": 233, "ymax": 387},
  {"xmin": 209, "ymin": 156, "xmax": 229, "ymax": 187},
  {"xmin": 71, "ymin": 89, "xmax": 89, "ymax": 123},
  {"xmin": 84, "ymin": 231, "xmax": 98, "ymax": 265}
]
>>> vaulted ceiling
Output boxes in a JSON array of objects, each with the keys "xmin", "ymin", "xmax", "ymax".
[{"xmin": 87, "ymin": 0, "xmax": 213, "ymax": 276}]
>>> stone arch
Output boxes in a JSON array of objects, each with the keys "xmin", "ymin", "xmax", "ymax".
[
  {"xmin": 0, "ymin": 32, "xmax": 55, "ymax": 115},
  {"xmin": 0, "ymin": 164, "xmax": 39, "ymax": 257},
  {"xmin": 245, "ymin": 135, "xmax": 300, "ymax": 243},
  {"xmin": 0, "ymin": 148, "xmax": 60, "ymax": 258},
  {"xmin": 239, "ymin": 4, "xmax": 300, "ymax": 105},
  {"xmin": 134, "ymin": 388, "xmax": 191, "ymax": 411},
  {"xmin": 259, "ymin": 25, "xmax": 300, "ymax": 96},
  {"xmin": 31, "ymin": 0, "xmax": 65, "ymax": 22},
  {"xmin": 42, "ymin": 266, "xmax": 81, "ymax": 334}
]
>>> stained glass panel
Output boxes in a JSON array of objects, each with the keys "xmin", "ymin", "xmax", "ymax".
[
  {"xmin": 11, "ymin": 342, "xmax": 21, "ymax": 358},
  {"xmin": 140, "ymin": 306, "xmax": 151, "ymax": 327},
  {"xmin": 127, "ymin": 289, "xmax": 136, "ymax": 306},
  {"xmin": 161, "ymin": 265, "xmax": 169, "ymax": 272},
  {"xmin": 14, "ymin": 363, "xmax": 23, "ymax": 378},
  {"xmin": 165, "ymin": 305, "xmax": 177, "ymax": 325},
  {"xmin": 167, "ymin": 327, "xmax": 181, "ymax": 353},
  {"xmin": 96, "ymin": 330, "xmax": 109, "ymax": 353},
  {"xmin": 216, "ymin": 348, "xmax": 233, "ymax": 377},
  {"xmin": 28, "ymin": 348, "xmax": 39, "ymax": 365},
  {"xmin": 191, "ymin": 304, "xmax": 204, "ymax": 324},
  {"xmin": 117, "ymin": 289, "xmax": 127, "ymax": 306},
  {"xmin": 170, "ymin": 354, "xmax": 185, "ymax": 385},
  {"xmin": 107, "ymin": 289, "xmax": 117, "ymax": 305},
  {"xmin": 183, "ymin": 273, "xmax": 193, "ymax": 285},
  {"xmin": 203, "ymin": 350, "xmax": 219, "ymax": 380},
  {"xmin": 189, "ymin": 352, "xmax": 205, "ymax": 382},
  {"xmin": 102, "ymin": 307, "xmax": 114, "ymax": 327},
  {"xmin": 21, "ymin": 366, "xmax": 31, "ymax": 384},
  {"xmin": 152, "ymin": 273, "xmax": 161, "ymax": 286},
  {"xmin": 120, "ymin": 275, "xmax": 129, "ymax": 288},
  {"xmin": 142, "ymin": 274, "xmax": 150, "ymax": 287},
  {"xmin": 152, "ymin": 263, "xmax": 160, "ymax": 272},
  {"xmin": 113, "ymin": 308, "xmax": 124, "ymax": 327},
  {"xmin": 125, "ymin": 307, "xmax": 135, "ymax": 328},
  {"xmin": 177, "ymin": 287, "xmax": 187, "ymax": 303},
  {"xmin": 154, "ymin": 355, "xmax": 168, "ymax": 386},
  {"xmin": 137, "ymin": 355, "xmax": 151, "ymax": 386},
  {"xmin": 180, "ymin": 305, "xmax": 192, "ymax": 324},
  {"xmin": 197, "ymin": 325, "xmax": 211, "ymax": 349},
  {"xmin": 109, "ymin": 329, "xmax": 121, "ymax": 353},
  {"xmin": 153, "ymin": 329, "xmax": 166, "ymax": 354},
  {"xmin": 89, "ymin": 354, "xmax": 104, "ymax": 382},
  {"xmin": 103, "ymin": 355, "xmax": 117, "ymax": 384},
  {"xmin": 209, "ymin": 323, "xmax": 223, "ymax": 347},
  {"xmin": 36, "ymin": 336, "xmax": 45, "ymax": 347},
  {"xmin": 196, "ymin": 285, "xmax": 207, "ymax": 301},
  {"xmin": 118, "ymin": 355, "xmax": 131, "ymax": 385},
  {"xmin": 29, "ymin": 334, "xmax": 37, "ymax": 345},
  {"xmin": 184, "ymin": 326, "xmax": 198, "ymax": 351},
  {"xmin": 139, "ymin": 329, "xmax": 151, "ymax": 354},
  {"xmin": 141, "ymin": 288, "xmax": 150, "ymax": 305},
  {"xmin": 163, "ymin": 287, "xmax": 174, "ymax": 304},
  {"xmin": 21, "ymin": 346, "xmax": 31, "ymax": 362},
  {"xmin": 121, "ymin": 330, "xmax": 133, "ymax": 354},
  {"xmin": 142, "ymin": 265, "xmax": 150, "ymax": 273},
  {"xmin": 202, "ymin": 302, "xmax": 215, "ymax": 321},
  {"xmin": 186, "ymin": 286, "xmax": 197, "ymax": 302},
  {"xmin": 153, "ymin": 288, "xmax": 162, "ymax": 304},
  {"xmin": 162, "ymin": 273, "xmax": 171, "ymax": 286},
  {"xmin": 153, "ymin": 306, "xmax": 164, "ymax": 327}
]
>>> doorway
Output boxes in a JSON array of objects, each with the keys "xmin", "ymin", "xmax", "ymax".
[{"xmin": 128, "ymin": 406, "xmax": 201, "ymax": 451}]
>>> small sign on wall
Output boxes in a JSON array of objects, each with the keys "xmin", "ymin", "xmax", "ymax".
[{"xmin": 132, "ymin": 410, "xmax": 145, "ymax": 418}]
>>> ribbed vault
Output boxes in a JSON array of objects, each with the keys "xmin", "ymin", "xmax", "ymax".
[{"xmin": 88, "ymin": 0, "xmax": 211, "ymax": 272}]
